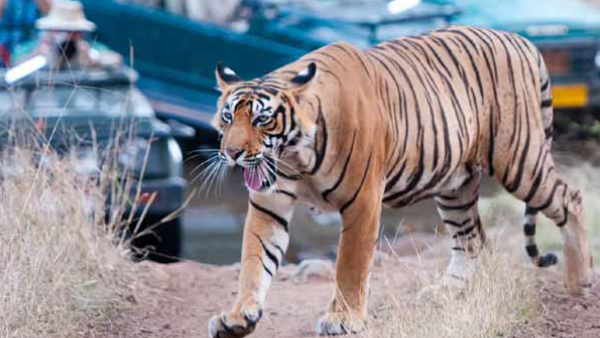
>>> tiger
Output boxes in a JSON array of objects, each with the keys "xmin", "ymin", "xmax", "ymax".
[{"xmin": 207, "ymin": 26, "xmax": 593, "ymax": 338}]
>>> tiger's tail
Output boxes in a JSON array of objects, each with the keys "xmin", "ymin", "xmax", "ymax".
[{"xmin": 523, "ymin": 55, "xmax": 558, "ymax": 268}]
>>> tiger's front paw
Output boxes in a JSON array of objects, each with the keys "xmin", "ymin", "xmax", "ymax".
[
  {"xmin": 315, "ymin": 311, "xmax": 366, "ymax": 336},
  {"xmin": 208, "ymin": 299, "xmax": 263, "ymax": 338}
]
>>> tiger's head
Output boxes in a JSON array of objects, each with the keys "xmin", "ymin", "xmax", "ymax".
[{"xmin": 211, "ymin": 62, "xmax": 318, "ymax": 192}]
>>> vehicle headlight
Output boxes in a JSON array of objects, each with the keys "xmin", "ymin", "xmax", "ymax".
[
  {"xmin": 167, "ymin": 138, "xmax": 183, "ymax": 176},
  {"xmin": 118, "ymin": 137, "xmax": 182, "ymax": 178},
  {"xmin": 118, "ymin": 138, "xmax": 151, "ymax": 174},
  {"xmin": 595, "ymin": 50, "xmax": 600, "ymax": 70},
  {"xmin": 74, "ymin": 147, "xmax": 100, "ymax": 177}
]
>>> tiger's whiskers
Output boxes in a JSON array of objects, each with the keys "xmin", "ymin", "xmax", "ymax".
[
  {"xmin": 192, "ymin": 153, "xmax": 226, "ymax": 197},
  {"xmin": 265, "ymin": 155, "xmax": 300, "ymax": 177}
]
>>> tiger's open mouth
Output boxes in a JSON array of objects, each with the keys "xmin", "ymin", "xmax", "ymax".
[{"xmin": 242, "ymin": 160, "xmax": 277, "ymax": 192}]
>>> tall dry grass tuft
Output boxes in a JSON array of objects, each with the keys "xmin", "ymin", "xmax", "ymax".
[
  {"xmin": 368, "ymin": 157, "xmax": 600, "ymax": 338},
  {"xmin": 368, "ymin": 240, "xmax": 539, "ymax": 338},
  {"xmin": 0, "ymin": 146, "xmax": 145, "ymax": 338}
]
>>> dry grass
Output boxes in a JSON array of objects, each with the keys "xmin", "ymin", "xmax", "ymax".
[
  {"xmin": 0, "ymin": 146, "xmax": 145, "ymax": 338},
  {"xmin": 367, "ymin": 158, "xmax": 600, "ymax": 338},
  {"xmin": 368, "ymin": 236, "xmax": 539, "ymax": 338}
]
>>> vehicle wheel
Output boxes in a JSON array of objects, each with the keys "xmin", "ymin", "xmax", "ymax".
[{"xmin": 131, "ymin": 216, "xmax": 182, "ymax": 264}]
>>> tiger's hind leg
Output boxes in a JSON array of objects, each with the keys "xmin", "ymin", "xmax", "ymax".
[
  {"xmin": 434, "ymin": 168, "xmax": 486, "ymax": 283},
  {"xmin": 500, "ymin": 153, "xmax": 593, "ymax": 295}
]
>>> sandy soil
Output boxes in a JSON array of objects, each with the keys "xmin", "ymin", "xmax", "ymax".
[
  {"xmin": 522, "ymin": 274, "xmax": 600, "ymax": 338},
  {"xmin": 106, "ymin": 235, "xmax": 600, "ymax": 338}
]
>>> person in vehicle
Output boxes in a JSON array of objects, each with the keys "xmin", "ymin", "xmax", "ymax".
[
  {"xmin": 0, "ymin": 0, "xmax": 52, "ymax": 67},
  {"xmin": 117, "ymin": 0, "xmax": 247, "ymax": 31},
  {"xmin": 15, "ymin": 0, "xmax": 122, "ymax": 70},
  {"xmin": 175, "ymin": 0, "xmax": 242, "ymax": 28}
]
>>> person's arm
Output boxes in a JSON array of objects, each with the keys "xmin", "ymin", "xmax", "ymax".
[
  {"xmin": 33, "ymin": 0, "xmax": 52, "ymax": 14},
  {"xmin": 0, "ymin": 0, "xmax": 6, "ymax": 18}
]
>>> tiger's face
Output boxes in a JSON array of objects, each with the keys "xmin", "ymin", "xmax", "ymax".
[{"xmin": 212, "ymin": 62, "xmax": 317, "ymax": 192}]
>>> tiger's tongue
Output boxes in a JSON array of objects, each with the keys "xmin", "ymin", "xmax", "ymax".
[{"xmin": 243, "ymin": 168, "xmax": 263, "ymax": 191}]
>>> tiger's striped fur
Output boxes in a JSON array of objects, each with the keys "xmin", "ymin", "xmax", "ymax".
[{"xmin": 208, "ymin": 26, "xmax": 593, "ymax": 338}]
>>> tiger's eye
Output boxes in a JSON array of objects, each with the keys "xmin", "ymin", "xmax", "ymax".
[{"xmin": 255, "ymin": 115, "xmax": 270, "ymax": 125}]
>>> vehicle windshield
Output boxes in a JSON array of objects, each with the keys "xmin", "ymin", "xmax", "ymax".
[
  {"xmin": 270, "ymin": 0, "xmax": 452, "ymax": 23},
  {"xmin": 264, "ymin": 0, "xmax": 456, "ymax": 43},
  {"xmin": 0, "ymin": 85, "xmax": 153, "ymax": 117},
  {"xmin": 374, "ymin": 17, "xmax": 449, "ymax": 41}
]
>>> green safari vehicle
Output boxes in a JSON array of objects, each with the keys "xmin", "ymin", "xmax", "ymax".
[
  {"xmin": 447, "ymin": 0, "xmax": 600, "ymax": 132},
  {"xmin": 80, "ymin": 0, "xmax": 600, "ymax": 139}
]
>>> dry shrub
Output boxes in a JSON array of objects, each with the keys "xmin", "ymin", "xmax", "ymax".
[
  {"xmin": 365, "ymin": 155, "xmax": 600, "ymax": 338},
  {"xmin": 369, "ymin": 234, "xmax": 540, "ymax": 338},
  {"xmin": 0, "ymin": 147, "xmax": 145, "ymax": 338}
]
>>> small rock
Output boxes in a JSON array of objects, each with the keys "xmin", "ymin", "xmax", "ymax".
[
  {"xmin": 572, "ymin": 304, "xmax": 584, "ymax": 311},
  {"xmin": 125, "ymin": 295, "xmax": 138, "ymax": 304},
  {"xmin": 310, "ymin": 211, "xmax": 342, "ymax": 227},
  {"xmin": 293, "ymin": 259, "xmax": 333, "ymax": 281}
]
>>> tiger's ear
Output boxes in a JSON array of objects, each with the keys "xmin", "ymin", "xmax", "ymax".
[
  {"xmin": 290, "ymin": 62, "xmax": 317, "ymax": 92},
  {"xmin": 216, "ymin": 62, "xmax": 243, "ymax": 91}
]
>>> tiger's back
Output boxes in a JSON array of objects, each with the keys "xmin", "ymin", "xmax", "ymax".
[{"xmin": 365, "ymin": 26, "xmax": 551, "ymax": 208}]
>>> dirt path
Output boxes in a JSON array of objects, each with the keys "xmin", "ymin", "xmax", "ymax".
[
  {"xmin": 111, "ymin": 261, "xmax": 338, "ymax": 338},
  {"xmin": 524, "ymin": 270, "xmax": 600, "ymax": 338},
  {"xmin": 108, "ymin": 236, "xmax": 600, "ymax": 338}
]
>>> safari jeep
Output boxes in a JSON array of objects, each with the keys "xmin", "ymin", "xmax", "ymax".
[
  {"xmin": 448, "ymin": 0, "xmax": 600, "ymax": 134},
  {"xmin": 0, "ymin": 64, "xmax": 189, "ymax": 262}
]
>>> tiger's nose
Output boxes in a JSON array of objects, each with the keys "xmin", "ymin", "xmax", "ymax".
[{"xmin": 224, "ymin": 147, "xmax": 244, "ymax": 160}]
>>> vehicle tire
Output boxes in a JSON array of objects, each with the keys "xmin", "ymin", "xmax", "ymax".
[{"xmin": 131, "ymin": 216, "xmax": 182, "ymax": 264}]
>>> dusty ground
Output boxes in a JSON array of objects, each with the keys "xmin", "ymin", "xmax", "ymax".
[
  {"xmin": 522, "ymin": 275, "xmax": 600, "ymax": 338},
  {"xmin": 107, "ymin": 234, "xmax": 600, "ymax": 338}
]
